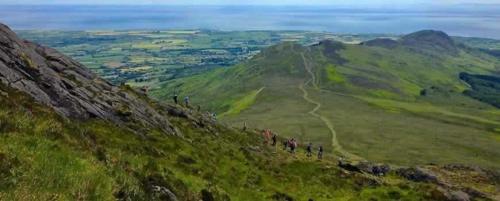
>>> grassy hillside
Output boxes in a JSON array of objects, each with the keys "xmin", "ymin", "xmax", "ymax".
[
  {"xmin": 152, "ymin": 31, "xmax": 500, "ymax": 169},
  {"xmin": 0, "ymin": 81, "xmax": 451, "ymax": 201}
]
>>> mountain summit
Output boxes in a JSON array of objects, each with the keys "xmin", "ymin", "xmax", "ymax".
[
  {"xmin": 361, "ymin": 30, "xmax": 458, "ymax": 54},
  {"xmin": 400, "ymin": 30, "xmax": 458, "ymax": 54}
]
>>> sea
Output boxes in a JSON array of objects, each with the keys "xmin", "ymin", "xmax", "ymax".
[{"xmin": 0, "ymin": 5, "xmax": 499, "ymax": 39}]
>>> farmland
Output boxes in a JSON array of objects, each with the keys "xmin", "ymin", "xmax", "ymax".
[{"xmin": 19, "ymin": 30, "xmax": 394, "ymax": 87}]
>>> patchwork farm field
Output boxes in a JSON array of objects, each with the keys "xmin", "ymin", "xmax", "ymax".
[{"xmin": 19, "ymin": 30, "xmax": 395, "ymax": 87}]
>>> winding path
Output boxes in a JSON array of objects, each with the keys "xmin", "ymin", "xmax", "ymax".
[{"xmin": 299, "ymin": 52, "xmax": 361, "ymax": 160}]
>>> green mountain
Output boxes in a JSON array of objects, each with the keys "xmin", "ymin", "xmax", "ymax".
[{"xmin": 153, "ymin": 30, "xmax": 500, "ymax": 169}]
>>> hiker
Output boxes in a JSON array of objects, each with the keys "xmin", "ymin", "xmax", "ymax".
[
  {"xmin": 243, "ymin": 122, "xmax": 247, "ymax": 131},
  {"xmin": 173, "ymin": 94, "xmax": 178, "ymax": 104},
  {"xmin": 271, "ymin": 133, "xmax": 277, "ymax": 146},
  {"xmin": 184, "ymin": 96, "xmax": 190, "ymax": 107},
  {"xmin": 318, "ymin": 145, "xmax": 323, "ymax": 160},
  {"xmin": 197, "ymin": 105, "xmax": 201, "ymax": 112},
  {"xmin": 306, "ymin": 143, "xmax": 312, "ymax": 157},
  {"xmin": 266, "ymin": 129, "xmax": 271, "ymax": 144},
  {"xmin": 283, "ymin": 140, "xmax": 288, "ymax": 150},
  {"xmin": 262, "ymin": 129, "xmax": 270, "ymax": 144},
  {"xmin": 289, "ymin": 138, "xmax": 297, "ymax": 153},
  {"xmin": 141, "ymin": 86, "xmax": 149, "ymax": 94}
]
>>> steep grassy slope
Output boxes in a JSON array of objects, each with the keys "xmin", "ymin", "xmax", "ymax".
[
  {"xmin": 152, "ymin": 31, "xmax": 500, "ymax": 168},
  {"xmin": 1, "ymin": 82, "xmax": 437, "ymax": 200},
  {"xmin": 3, "ymin": 71, "xmax": 500, "ymax": 200}
]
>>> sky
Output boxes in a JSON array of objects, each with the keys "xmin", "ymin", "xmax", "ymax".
[{"xmin": 1, "ymin": 0, "xmax": 499, "ymax": 5}]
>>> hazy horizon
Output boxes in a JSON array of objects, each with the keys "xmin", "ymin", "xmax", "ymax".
[{"xmin": 1, "ymin": 4, "xmax": 499, "ymax": 39}]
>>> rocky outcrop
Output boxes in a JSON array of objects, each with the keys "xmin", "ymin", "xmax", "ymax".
[
  {"xmin": 337, "ymin": 160, "xmax": 391, "ymax": 176},
  {"xmin": 396, "ymin": 167, "xmax": 439, "ymax": 183},
  {"xmin": 163, "ymin": 104, "xmax": 218, "ymax": 132},
  {"xmin": 337, "ymin": 159, "xmax": 499, "ymax": 201},
  {"xmin": 0, "ymin": 23, "xmax": 176, "ymax": 134}
]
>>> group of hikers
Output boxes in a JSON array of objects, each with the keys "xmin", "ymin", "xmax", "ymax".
[
  {"xmin": 173, "ymin": 94, "xmax": 190, "ymax": 107},
  {"xmin": 262, "ymin": 129, "xmax": 324, "ymax": 160},
  {"xmin": 172, "ymin": 93, "xmax": 324, "ymax": 159}
]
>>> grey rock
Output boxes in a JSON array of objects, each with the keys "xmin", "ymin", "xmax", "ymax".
[
  {"xmin": 0, "ymin": 23, "xmax": 177, "ymax": 135},
  {"xmin": 354, "ymin": 161, "xmax": 391, "ymax": 176},
  {"xmin": 152, "ymin": 185, "xmax": 178, "ymax": 201},
  {"xmin": 0, "ymin": 89, "xmax": 7, "ymax": 97},
  {"xmin": 396, "ymin": 167, "xmax": 438, "ymax": 183},
  {"xmin": 430, "ymin": 187, "xmax": 471, "ymax": 201},
  {"xmin": 337, "ymin": 160, "xmax": 362, "ymax": 172},
  {"xmin": 167, "ymin": 106, "xmax": 189, "ymax": 118},
  {"xmin": 450, "ymin": 191, "xmax": 470, "ymax": 201}
]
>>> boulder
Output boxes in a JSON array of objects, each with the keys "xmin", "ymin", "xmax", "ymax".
[
  {"xmin": 151, "ymin": 185, "xmax": 178, "ymax": 201},
  {"xmin": 450, "ymin": 191, "xmax": 470, "ymax": 201}
]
